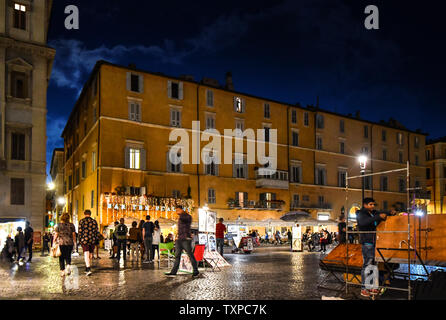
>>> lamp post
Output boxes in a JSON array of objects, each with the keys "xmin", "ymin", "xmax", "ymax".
[{"xmin": 358, "ymin": 155, "xmax": 367, "ymax": 203}]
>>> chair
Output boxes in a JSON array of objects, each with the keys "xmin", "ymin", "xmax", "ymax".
[{"xmin": 159, "ymin": 242, "xmax": 175, "ymax": 268}]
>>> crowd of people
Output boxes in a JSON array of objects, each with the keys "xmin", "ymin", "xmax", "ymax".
[
  {"xmin": 0, "ymin": 221, "xmax": 35, "ymax": 263},
  {"xmin": 302, "ymin": 229, "xmax": 337, "ymax": 253}
]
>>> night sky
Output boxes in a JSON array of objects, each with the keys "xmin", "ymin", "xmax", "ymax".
[{"xmin": 45, "ymin": 0, "xmax": 446, "ymax": 179}]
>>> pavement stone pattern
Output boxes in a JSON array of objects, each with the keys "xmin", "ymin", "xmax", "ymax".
[{"xmin": 0, "ymin": 246, "xmax": 340, "ymax": 300}]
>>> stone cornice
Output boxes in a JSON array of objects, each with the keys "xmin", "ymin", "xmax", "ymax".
[{"xmin": 0, "ymin": 36, "xmax": 55, "ymax": 59}]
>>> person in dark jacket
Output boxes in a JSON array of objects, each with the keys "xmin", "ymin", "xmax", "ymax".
[
  {"xmin": 356, "ymin": 197, "xmax": 387, "ymax": 298},
  {"xmin": 165, "ymin": 206, "xmax": 199, "ymax": 277}
]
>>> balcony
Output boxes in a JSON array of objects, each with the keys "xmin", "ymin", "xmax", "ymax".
[
  {"xmin": 227, "ymin": 199, "xmax": 285, "ymax": 210},
  {"xmin": 291, "ymin": 202, "xmax": 333, "ymax": 210},
  {"xmin": 255, "ymin": 169, "xmax": 289, "ymax": 190}
]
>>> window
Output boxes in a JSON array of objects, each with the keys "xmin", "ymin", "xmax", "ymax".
[
  {"xmin": 129, "ymin": 102, "xmax": 141, "ymax": 121},
  {"xmin": 426, "ymin": 150, "xmax": 431, "ymax": 161},
  {"xmin": 234, "ymin": 97, "xmax": 245, "ymax": 113},
  {"xmin": 304, "ymin": 112, "xmax": 309, "ymax": 127},
  {"xmin": 414, "ymin": 136, "xmax": 420, "ymax": 149},
  {"xmin": 316, "ymin": 136, "xmax": 323, "ymax": 150},
  {"xmin": 206, "ymin": 89, "xmax": 214, "ymax": 107},
  {"xmin": 208, "ymin": 189, "xmax": 216, "ymax": 204},
  {"xmin": 382, "ymin": 149, "xmax": 387, "ymax": 161},
  {"xmin": 398, "ymin": 178, "xmax": 406, "ymax": 193},
  {"xmin": 292, "ymin": 194, "xmax": 300, "ymax": 208},
  {"xmin": 167, "ymin": 150, "xmax": 182, "ymax": 173},
  {"xmin": 292, "ymin": 131, "xmax": 299, "ymax": 147},
  {"xmin": 316, "ymin": 114, "xmax": 324, "ymax": 129},
  {"xmin": 426, "ymin": 168, "xmax": 431, "ymax": 179},
  {"xmin": 11, "ymin": 133, "xmax": 25, "ymax": 160},
  {"xmin": 260, "ymin": 192, "xmax": 277, "ymax": 209},
  {"xmin": 68, "ymin": 175, "xmax": 72, "ymax": 190},
  {"xmin": 361, "ymin": 146, "xmax": 369, "ymax": 155},
  {"xmin": 318, "ymin": 196, "xmax": 325, "ymax": 206},
  {"xmin": 129, "ymin": 148, "xmax": 141, "ymax": 169},
  {"xmin": 168, "ymin": 80, "xmax": 182, "ymax": 99},
  {"xmin": 302, "ymin": 195, "xmax": 310, "ymax": 202},
  {"xmin": 13, "ymin": 3, "xmax": 26, "ymax": 30},
  {"xmin": 75, "ymin": 167, "xmax": 80, "ymax": 186},
  {"xmin": 397, "ymin": 133, "xmax": 404, "ymax": 146},
  {"xmin": 415, "ymin": 155, "xmax": 419, "ymax": 166},
  {"xmin": 363, "ymin": 126, "xmax": 369, "ymax": 138},
  {"xmin": 205, "ymin": 114, "xmax": 216, "ymax": 130},
  {"xmin": 338, "ymin": 171, "xmax": 347, "ymax": 187},
  {"xmin": 204, "ymin": 153, "xmax": 218, "ymax": 176},
  {"xmin": 92, "ymin": 106, "xmax": 97, "ymax": 123},
  {"xmin": 91, "ymin": 190, "xmax": 94, "ymax": 208},
  {"xmin": 172, "ymin": 190, "xmax": 181, "ymax": 198},
  {"xmin": 264, "ymin": 103, "xmax": 270, "ymax": 119},
  {"xmin": 127, "ymin": 73, "xmax": 143, "ymax": 93},
  {"xmin": 339, "ymin": 142, "xmax": 345, "ymax": 154},
  {"xmin": 92, "ymin": 151, "xmax": 96, "ymax": 172},
  {"xmin": 315, "ymin": 166, "xmax": 327, "ymax": 185},
  {"xmin": 382, "ymin": 130, "xmax": 387, "ymax": 142},
  {"xmin": 291, "ymin": 110, "xmax": 297, "ymax": 124},
  {"xmin": 364, "ymin": 176, "xmax": 372, "ymax": 190},
  {"xmin": 171, "ymin": 82, "xmax": 179, "ymax": 99},
  {"xmin": 380, "ymin": 176, "xmax": 388, "ymax": 191},
  {"xmin": 10, "ymin": 178, "xmax": 24, "ymax": 205},
  {"xmin": 81, "ymin": 160, "xmax": 86, "ymax": 179},
  {"xmin": 340, "ymin": 120, "xmax": 345, "ymax": 133},
  {"xmin": 236, "ymin": 192, "xmax": 248, "ymax": 207},
  {"xmin": 399, "ymin": 151, "xmax": 403, "ymax": 163},
  {"xmin": 444, "ymin": 166, "xmax": 446, "ymax": 178},
  {"xmin": 82, "ymin": 195, "xmax": 85, "ymax": 211},
  {"xmin": 11, "ymin": 71, "xmax": 27, "ymax": 98},
  {"xmin": 290, "ymin": 165, "xmax": 302, "ymax": 183},
  {"xmin": 233, "ymin": 157, "xmax": 247, "ymax": 179},
  {"xmin": 264, "ymin": 127, "xmax": 270, "ymax": 142},
  {"xmin": 170, "ymin": 108, "xmax": 182, "ymax": 127}
]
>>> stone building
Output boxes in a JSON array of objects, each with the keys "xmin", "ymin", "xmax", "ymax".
[
  {"xmin": 426, "ymin": 137, "xmax": 446, "ymax": 214},
  {"xmin": 0, "ymin": 0, "xmax": 55, "ymax": 241},
  {"xmin": 61, "ymin": 61, "xmax": 427, "ymax": 232}
]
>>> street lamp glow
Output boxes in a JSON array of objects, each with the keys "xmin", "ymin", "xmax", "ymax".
[
  {"xmin": 415, "ymin": 210, "xmax": 424, "ymax": 217},
  {"xmin": 358, "ymin": 155, "xmax": 368, "ymax": 170},
  {"xmin": 57, "ymin": 197, "xmax": 66, "ymax": 205},
  {"xmin": 47, "ymin": 182, "xmax": 55, "ymax": 190}
]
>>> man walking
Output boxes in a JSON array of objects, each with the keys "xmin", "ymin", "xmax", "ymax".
[
  {"xmin": 356, "ymin": 198, "xmax": 387, "ymax": 298},
  {"xmin": 115, "ymin": 218, "xmax": 128, "ymax": 261},
  {"xmin": 78, "ymin": 210, "xmax": 99, "ymax": 276},
  {"xmin": 215, "ymin": 218, "xmax": 226, "ymax": 257},
  {"xmin": 338, "ymin": 215, "xmax": 347, "ymax": 244},
  {"xmin": 24, "ymin": 221, "xmax": 34, "ymax": 262},
  {"xmin": 165, "ymin": 206, "xmax": 199, "ymax": 277},
  {"xmin": 287, "ymin": 229, "xmax": 292, "ymax": 250},
  {"xmin": 41, "ymin": 232, "xmax": 50, "ymax": 256},
  {"xmin": 142, "ymin": 215, "xmax": 154, "ymax": 263}
]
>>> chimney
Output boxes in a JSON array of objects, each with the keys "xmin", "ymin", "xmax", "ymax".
[
  {"xmin": 225, "ymin": 72, "xmax": 234, "ymax": 90},
  {"xmin": 355, "ymin": 110, "xmax": 361, "ymax": 119}
]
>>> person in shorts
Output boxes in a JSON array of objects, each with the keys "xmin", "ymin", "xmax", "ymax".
[{"xmin": 78, "ymin": 210, "xmax": 99, "ymax": 276}]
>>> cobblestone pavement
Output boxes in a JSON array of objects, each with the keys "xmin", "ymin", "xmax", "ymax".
[{"xmin": 0, "ymin": 246, "xmax": 339, "ymax": 300}]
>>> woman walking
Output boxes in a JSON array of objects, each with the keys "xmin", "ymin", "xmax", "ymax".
[
  {"xmin": 151, "ymin": 220, "xmax": 161, "ymax": 261},
  {"xmin": 128, "ymin": 221, "xmax": 142, "ymax": 261},
  {"xmin": 54, "ymin": 213, "xmax": 76, "ymax": 276}
]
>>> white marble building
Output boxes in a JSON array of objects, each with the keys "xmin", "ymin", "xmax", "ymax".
[{"xmin": 0, "ymin": 0, "xmax": 55, "ymax": 241}]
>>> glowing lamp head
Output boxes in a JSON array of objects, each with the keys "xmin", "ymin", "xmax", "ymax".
[
  {"xmin": 57, "ymin": 197, "xmax": 66, "ymax": 206},
  {"xmin": 415, "ymin": 210, "xmax": 424, "ymax": 217},
  {"xmin": 358, "ymin": 155, "xmax": 368, "ymax": 170},
  {"xmin": 47, "ymin": 182, "xmax": 55, "ymax": 190}
]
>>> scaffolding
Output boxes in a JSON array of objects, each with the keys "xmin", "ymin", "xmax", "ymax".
[{"xmin": 344, "ymin": 161, "xmax": 421, "ymax": 300}]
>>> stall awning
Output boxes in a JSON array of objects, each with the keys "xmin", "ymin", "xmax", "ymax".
[{"xmin": 280, "ymin": 211, "xmax": 338, "ymax": 226}]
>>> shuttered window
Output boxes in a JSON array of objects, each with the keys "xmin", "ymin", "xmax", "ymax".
[
  {"xmin": 129, "ymin": 102, "xmax": 141, "ymax": 121},
  {"xmin": 170, "ymin": 109, "xmax": 182, "ymax": 127},
  {"xmin": 206, "ymin": 89, "xmax": 214, "ymax": 107},
  {"xmin": 10, "ymin": 178, "xmax": 25, "ymax": 205},
  {"xmin": 11, "ymin": 133, "xmax": 25, "ymax": 160}
]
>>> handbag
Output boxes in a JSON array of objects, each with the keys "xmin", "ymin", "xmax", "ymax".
[{"xmin": 50, "ymin": 243, "xmax": 61, "ymax": 258}]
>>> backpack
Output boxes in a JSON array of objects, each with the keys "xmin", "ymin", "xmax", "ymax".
[{"xmin": 116, "ymin": 224, "xmax": 127, "ymax": 236}]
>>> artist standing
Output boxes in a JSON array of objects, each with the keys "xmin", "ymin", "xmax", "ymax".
[{"xmin": 356, "ymin": 198, "xmax": 387, "ymax": 298}]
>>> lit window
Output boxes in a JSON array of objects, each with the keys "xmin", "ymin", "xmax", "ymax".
[
  {"xmin": 13, "ymin": 3, "xmax": 27, "ymax": 30},
  {"xmin": 129, "ymin": 148, "xmax": 140, "ymax": 169},
  {"xmin": 235, "ymin": 97, "xmax": 242, "ymax": 112}
]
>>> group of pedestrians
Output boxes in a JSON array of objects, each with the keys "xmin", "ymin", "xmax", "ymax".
[
  {"xmin": 302, "ymin": 229, "xmax": 334, "ymax": 253},
  {"xmin": 109, "ymin": 215, "xmax": 163, "ymax": 263},
  {"xmin": 0, "ymin": 221, "xmax": 34, "ymax": 263}
]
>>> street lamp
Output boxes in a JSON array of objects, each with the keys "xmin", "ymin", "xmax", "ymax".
[
  {"xmin": 358, "ymin": 155, "xmax": 368, "ymax": 203},
  {"xmin": 47, "ymin": 181, "xmax": 55, "ymax": 190},
  {"xmin": 57, "ymin": 197, "xmax": 66, "ymax": 206}
]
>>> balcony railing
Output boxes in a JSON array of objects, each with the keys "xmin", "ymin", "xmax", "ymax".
[
  {"xmin": 227, "ymin": 199, "xmax": 285, "ymax": 210},
  {"xmin": 290, "ymin": 202, "xmax": 332, "ymax": 210},
  {"xmin": 255, "ymin": 169, "xmax": 289, "ymax": 190}
]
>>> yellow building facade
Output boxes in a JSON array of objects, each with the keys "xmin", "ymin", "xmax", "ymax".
[
  {"xmin": 426, "ymin": 138, "xmax": 446, "ymax": 214},
  {"xmin": 61, "ymin": 61, "xmax": 427, "ymax": 230}
]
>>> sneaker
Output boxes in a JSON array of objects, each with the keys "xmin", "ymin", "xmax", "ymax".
[
  {"xmin": 66, "ymin": 265, "xmax": 71, "ymax": 276},
  {"xmin": 360, "ymin": 289, "xmax": 371, "ymax": 298},
  {"xmin": 109, "ymin": 256, "xmax": 115, "ymax": 259},
  {"xmin": 60, "ymin": 270, "xmax": 65, "ymax": 277},
  {"xmin": 192, "ymin": 271, "xmax": 200, "ymax": 277},
  {"xmin": 86, "ymin": 270, "xmax": 92, "ymax": 276},
  {"xmin": 164, "ymin": 272, "xmax": 176, "ymax": 277}
]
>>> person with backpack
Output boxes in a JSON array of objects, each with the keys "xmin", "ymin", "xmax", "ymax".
[
  {"xmin": 115, "ymin": 218, "xmax": 128, "ymax": 262},
  {"xmin": 128, "ymin": 221, "xmax": 142, "ymax": 261}
]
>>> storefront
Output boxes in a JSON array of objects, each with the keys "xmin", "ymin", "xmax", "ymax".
[{"xmin": 0, "ymin": 218, "xmax": 26, "ymax": 251}]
